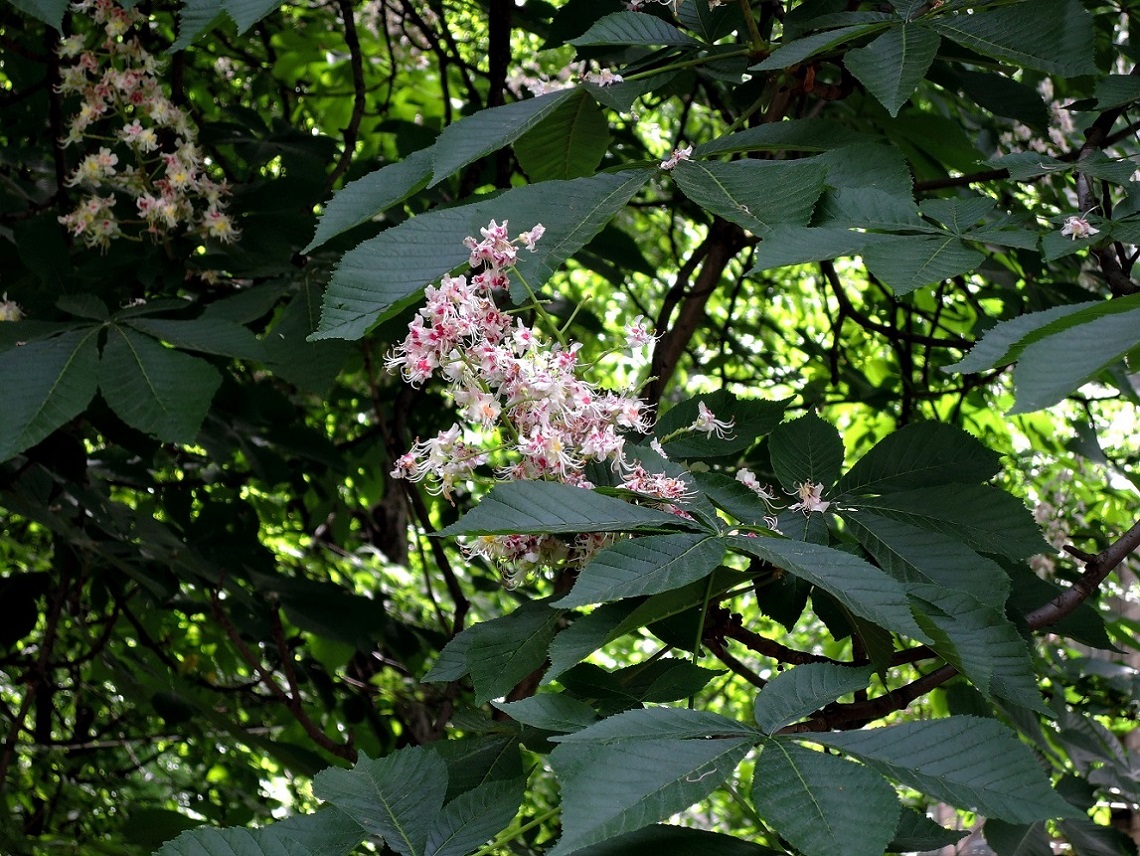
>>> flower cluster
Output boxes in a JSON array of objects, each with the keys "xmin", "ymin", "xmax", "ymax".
[
  {"xmin": 55, "ymin": 0, "xmax": 239, "ymax": 250},
  {"xmin": 387, "ymin": 221, "xmax": 713, "ymax": 586}
]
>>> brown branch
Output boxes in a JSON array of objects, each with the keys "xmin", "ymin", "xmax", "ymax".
[
  {"xmin": 646, "ymin": 218, "xmax": 744, "ymax": 408},
  {"xmin": 327, "ymin": 0, "xmax": 368, "ymax": 188},
  {"xmin": 706, "ymin": 638, "xmax": 767, "ymax": 689},
  {"xmin": 1024, "ymin": 516, "xmax": 1140, "ymax": 630},
  {"xmin": 722, "ymin": 622, "xmax": 847, "ymax": 667},
  {"xmin": 212, "ymin": 595, "xmax": 356, "ymax": 761}
]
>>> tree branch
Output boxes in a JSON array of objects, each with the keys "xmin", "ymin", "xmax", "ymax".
[{"xmin": 327, "ymin": 0, "xmax": 368, "ymax": 188}]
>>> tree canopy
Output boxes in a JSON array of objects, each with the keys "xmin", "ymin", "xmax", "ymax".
[{"xmin": 1, "ymin": 0, "xmax": 1139, "ymax": 854}]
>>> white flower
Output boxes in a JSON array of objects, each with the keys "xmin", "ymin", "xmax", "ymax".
[
  {"xmin": 584, "ymin": 69, "xmax": 623, "ymax": 87},
  {"xmin": 690, "ymin": 401, "xmax": 734, "ymax": 439},
  {"xmin": 1060, "ymin": 216, "xmax": 1099, "ymax": 241},
  {"xmin": 788, "ymin": 481, "xmax": 830, "ymax": 515},
  {"xmin": 660, "ymin": 145, "xmax": 693, "ymax": 170}
]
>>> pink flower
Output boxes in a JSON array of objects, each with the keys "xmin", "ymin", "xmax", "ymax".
[
  {"xmin": 690, "ymin": 402, "xmax": 734, "ymax": 439},
  {"xmin": 1060, "ymin": 216, "xmax": 1098, "ymax": 241},
  {"xmin": 660, "ymin": 145, "xmax": 693, "ymax": 170}
]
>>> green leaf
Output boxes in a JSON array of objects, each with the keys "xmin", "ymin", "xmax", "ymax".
[
  {"xmin": 124, "ymin": 317, "xmax": 264, "ymax": 360},
  {"xmin": 605, "ymin": 568, "xmax": 752, "ymax": 647},
  {"xmin": 546, "ymin": 602, "xmax": 636, "ymax": 683},
  {"xmin": 552, "ymin": 708, "xmax": 757, "ymax": 743},
  {"xmin": 262, "ymin": 282, "xmax": 352, "ymax": 396},
  {"xmin": 426, "ymin": 735, "xmax": 523, "ymax": 803},
  {"xmin": 492, "ymin": 695, "xmax": 598, "ymax": 732},
  {"xmin": 314, "ymin": 171, "xmax": 650, "ymax": 340},
  {"xmin": 463, "ymin": 600, "xmax": 565, "ymax": 705},
  {"xmin": 654, "ymin": 392, "xmax": 789, "ymax": 459},
  {"xmin": 834, "ymin": 421, "xmax": 1001, "ymax": 496},
  {"xmin": 554, "ymin": 659, "xmax": 722, "ymax": 704},
  {"xmin": 983, "ymin": 819, "xmax": 1054, "ymax": 856},
  {"xmin": 812, "ymin": 717, "xmax": 1079, "ymax": 823},
  {"xmin": 768, "ymin": 413, "xmax": 844, "ymax": 492},
  {"xmin": 173, "ymin": 0, "xmax": 285, "ymax": 50},
  {"xmin": 430, "ymin": 90, "xmax": 578, "ymax": 186},
  {"xmin": 909, "ymin": 584, "xmax": 1045, "ymax": 711},
  {"xmin": 266, "ymin": 808, "xmax": 368, "ymax": 856},
  {"xmin": 957, "ymin": 70, "xmax": 1050, "ymax": 129},
  {"xmin": 4, "ymin": 0, "xmax": 69, "ymax": 29},
  {"xmin": 888, "ymin": 808, "xmax": 967, "ymax": 852},
  {"xmin": 1010, "ymin": 305, "xmax": 1140, "ymax": 413},
  {"xmin": 568, "ymin": 825, "xmax": 783, "ymax": 856},
  {"xmin": 750, "ymin": 225, "xmax": 882, "ymax": 271},
  {"xmin": 1094, "ymin": 74, "xmax": 1140, "ymax": 110},
  {"xmin": 844, "ymin": 23, "xmax": 940, "ymax": 117},
  {"xmin": 945, "ymin": 301, "xmax": 1100, "ymax": 374},
  {"xmin": 515, "ymin": 90, "xmax": 610, "ymax": 181},
  {"xmin": 695, "ymin": 119, "xmax": 871, "ymax": 158},
  {"xmin": 424, "ymin": 777, "xmax": 525, "ymax": 856},
  {"xmin": 862, "ymin": 234, "xmax": 985, "ymax": 295},
  {"xmin": 984, "ymin": 151, "xmax": 1069, "ymax": 181},
  {"xmin": 99, "ymin": 326, "xmax": 222, "ymax": 444},
  {"xmin": 671, "ymin": 159, "xmax": 827, "ymax": 236},
  {"xmin": 549, "ymin": 735, "xmax": 752, "ymax": 854},
  {"xmin": 753, "ymin": 740, "xmax": 899, "ymax": 856},
  {"xmin": 312, "ymin": 748, "xmax": 448, "ymax": 856},
  {"xmin": 305, "ymin": 148, "xmax": 434, "ymax": 252},
  {"xmin": 570, "ymin": 11, "xmax": 702, "ymax": 47},
  {"xmin": 0, "ymin": 328, "xmax": 100, "ymax": 462},
  {"xmin": 753, "ymin": 663, "xmax": 875, "ymax": 734},
  {"xmin": 555, "ymin": 533, "xmax": 725, "ymax": 607},
  {"xmin": 729, "ymin": 536, "xmax": 929, "ymax": 642},
  {"xmin": 843, "ymin": 512, "xmax": 1010, "ymax": 609},
  {"xmin": 752, "ymin": 24, "xmax": 888, "ymax": 71},
  {"xmin": 920, "ymin": 195, "xmax": 997, "ymax": 237},
  {"xmin": 437, "ymin": 480, "xmax": 692, "ymax": 537},
  {"xmin": 155, "ymin": 827, "xmax": 311, "ymax": 856},
  {"xmin": 930, "ymin": 0, "xmax": 1095, "ymax": 77},
  {"xmin": 852, "ymin": 484, "xmax": 1048, "ymax": 559}
]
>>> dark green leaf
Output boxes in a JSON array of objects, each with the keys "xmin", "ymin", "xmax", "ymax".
[
  {"xmin": 812, "ymin": 717, "xmax": 1079, "ymax": 823},
  {"xmin": 752, "ymin": 24, "xmax": 888, "ymax": 71},
  {"xmin": 305, "ymin": 148, "xmax": 435, "ymax": 252},
  {"xmin": 844, "ymin": 23, "xmax": 940, "ymax": 117},
  {"xmin": 5, "ymin": 0, "xmax": 69, "ymax": 29},
  {"xmin": 834, "ymin": 421, "xmax": 1002, "ymax": 496},
  {"xmin": 155, "ymin": 827, "xmax": 311, "ymax": 856},
  {"xmin": 312, "ymin": 748, "xmax": 448, "ymax": 856},
  {"xmin": 768, "ymin": 413, "xmax": 844, "ymax": 492},
  {"xmin": 124, "ymin": 317, "xmax": 264, "ymax": 360},
  {"xmin": 0, "ymin": 328, "xmax": 100, "ymax": 462},
  {"xmin": 852, "ymin": 484, "xmax": 1048, "ymax": 559},
  {"xmin": 983, "ymin": 819, "xmax": 1054, "ymax": 856},
  {"xmin": 695, "ymin": 119, "xmax": 871, "ymax": 157},
  {"xmin": 750, "ymin": 225, "xmax": 882, "ymax": 272},
  {"xmin": 672, "ymin": 159, "xmax": 827, "ymax": 235},
  {"xmin": 931, "ymin": 0, "xmax": 1095, "ymax": 77},
  {"xmin": 888, "ymin": 808, "xmax": 967, "ymax": 852},
  {"xmin": 436, "ymin": 480, "xmax": 692, "ymax": 537},
  {"xmin": 549, "ymin": 735, "xmax": 751, "ymax": 854},
  {"xmin": 315, "ymin": 171, "xmax": 650, "ymax": 340},
  {"xmin": 570, "ymin": 11, "xmax": 702, "ymax": 47},
  {"xmin": 1094, "ymin": 74, "xmax": 1140, "ymax": 110},
  {"xmin": 425, "ymin": 777, "xmax": 525, "ymax": 856},
  {"xmin": 99, "ymin": 326, "xmax": 222, "ymax": 444},
  {"xmin": 753, "ymin": 739, "xmax": 899, "ymax": 856},
  {"xmin": 654, "ymin": 392, "xmax": 789, "ymax": 459},
  {"xmin": 753, "ymin": 663, "xmax": 875, "ymax": 734},
  {"xmin": 945, "ymin": 301, "xmax": 1100, "ymax": 374},
  {"xmin": 569, "ymin": 825, "xmax": 783, "ymax": 856},
  {"xmin": 546, "ymin": 602, "xmax": 636, "ymax": 683},
  {"xmin": 463, "ymin": 600, "xmax": 564, "ymax": 705},
  {"xmin": 555, "ymin": 533, "xmax": 725, "ymax": 607},
  {"xmin": 730, "ymin": 536, "xmax": 928, "ymax": 641},
  {"xmin": 492, "ymin": 694, "xmax": 598, "ymax": 732},
  {"xmin": 515, "ymin": 90, "xmax": 610, "ymax": 181},
  {"xmin": 862, "ymin": 234, "xmax": 985, "ymax": 295},
  {"xmin": 431, "ymin": 90, "xmax": 578, "ymax": 186},
  {"xmin": 551, "ymin": 707, "xmax": 756, "ymax": 743}
]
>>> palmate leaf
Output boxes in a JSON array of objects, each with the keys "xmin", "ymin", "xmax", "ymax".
[
  {"xmin": 753, "ymin": 663, "xmax": 875, "ymax": 734},
  {"xmin": 0, "ymin": 328, "xmax": 100, "ymax": 462},
  {"xmin": 545, "ymin": 602, "xmax": 635, "ymax": 683},
  {"xmin": 983, "ymin": 819, "xmax": 1054, "ymax": 856},
  {"xmin": 570, "ymin": 11, "xmax": 702, "ymax": 47},
  {"xmin": 426, "ymin": 735, "xmax": 523, "ymax": 803},
  {"xmin": 5, "ymin": 0, "xmax": 69, "ymax": 29},
  {"xmin": 931, "ymin": 0, "xmax": 1095, "ymax": 78},
  {"xmin": 549, "ymin": 731, "xmax": 752, "ymax": 855},
  {"xmin": 767, "ymin": 413, "xmax": 844, "ymax": 492},
  {"xmin": 313, "ymin": 171, "xmax": 650, "ymax": 340},
  {"xmin": 554, "ymin": 659, "xmax": 722, "ymax": 705},
  {"xmin": 156, "ymin": 827, "xmax": 313, "ymax": 856},
  {"xmin": 99, "ymin": 326, "xmax": 222, "ymax": 444},
  {"xmin": 945, "ymin": 300, "xmax": 1101, "ymax": 374},
  {"xmin": 729, "ymin": 536, "xmax": 929, "ymax": 642},
  {"xmin": 812, "ymin": 717, "xmax": 1079, "ymax": 824},
  {"xmin": 172, "ymin": 0, "xmax": 286, "ymax": 50},
  {"xmin": 889, "ymin": 808, "xmax": 967, "ymax": 852},
  {"xmin": 492, "ymin": 694, "xmax": 598, "ymax": 732},
  {"xmin": 834, "ymin": 421, "xmax": 1001, "ymax": 497},
  {"xmin": 844, "ymin": 23, "xmax": 940, "ymax": 117},
  {"xmin": 437, "ymin": 480, "xmax": 693, "ymax": 536},
  {"xmin": 671, "ymin": 159, "xmax": 827, "ymax": 236},
  {"xmin": 552, "ymin": 708, "xmax": 757, "ymax": 744},
  {"xmin": 305, "ymin": 148, "xmax": 434, "ymax": 252},
  {"xmin": 753, "ymin": 740, "xmax": 899, "ymax": 856},
  {"xmin": 750, "ymin": 225, "xmax": 882, "ymax": 271},
  {"xmin": 555, "ymin": 533, "xmax": 726, "ymax": 607},
  {"xmin": 751, "ymin": 24, "xmax": 888, "ymax": 71},
  {"xmin": 124, "ymin": 317, "xmax": 264, "ymax": 360},
  {"xmin": 312, "ymin": 748, "xmax": 448, "ymax": 856},
  {"xmin": 695, "ymin": 118, "xmax": 871, "ymax": 158},
  {"xmin": 515, "ymin": 90, "xmax": 610, "ymax": 181}
]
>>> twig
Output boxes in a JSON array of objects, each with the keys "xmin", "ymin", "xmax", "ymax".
[{"xmin": 327, "ymin": 0, "xmax": 368, "ymax": 188}]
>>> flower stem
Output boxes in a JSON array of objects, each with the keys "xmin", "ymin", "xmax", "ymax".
[
  {"xmin": 511, "ymin": 265, "xmax": 568, "ymax": 348},
  {"xmin": 470, "ymin": 805, "xmax": 561, "ymax": 856},
  {"xmin": 622, "ymin": 46, "xmax": 752, "ymax": 82}
]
